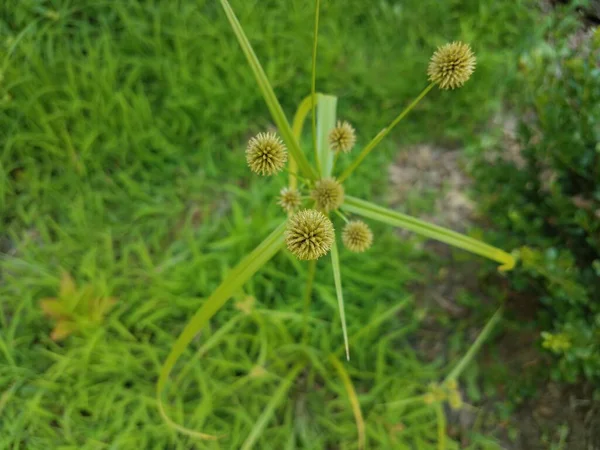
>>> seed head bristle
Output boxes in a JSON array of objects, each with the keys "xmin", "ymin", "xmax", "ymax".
[
  {"xmin": 311, "ymin": 177, "xmax": 344, "ymax": 212},
  {"xmin": 245, "ymin": 132, "xmax": 287, "ymax": 176},
  {"xmin": 278, "ymin": 187, "xmax": 302, "ymax": 213},
  {"xmin": 342, "ymin": 220, "xmax": 373, "ymax": 253},
  {"xmin": 328, "ymin": 121, "xmax": 356, "ymax": 153},
  {"xmin": 285, "ymin": 209, "xmax": 335, "ymax": 260},
  {"xmin": 428, "ymin": 42, "xmax": 476, "ymax": 90}
]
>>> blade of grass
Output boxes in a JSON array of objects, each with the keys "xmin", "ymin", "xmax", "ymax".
[
  {"xmin": 342, "ymin": 196, "xmax": 515, "ymax": 271},
  {"xmin": 311, "ymin": 0, "xmax": 321, "ymax": 175},
  {"xmin": 329, "ymin": 354, "xmax": 365, "ymax": 450},
  {"xmin": 317, "ymin": 95, "xmax": 338, "ymax": 178},
  {"xmin": 445, "ymin": 307, "xmax": 503, "ymax": 382},
  {"xmin": 218, "ymin": 0, "xmax": 316, "ymax": 179},
  {"xmin": 338, "ymin": 83, "xmax": 434, "ymax": 182},
  {"xmin": 330, "ymin": 240, "xmax": 350, "ymax": 360},
  {"xmin": 156, "ymin": 222, "xmax": 287, "ymax": 439},
  {"xmin": 241, "ymin": 362, "xmax": 304, "ymax": 450}
]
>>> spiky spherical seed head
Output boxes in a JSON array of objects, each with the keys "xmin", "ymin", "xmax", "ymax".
[
  {"xmin": 328, "ymin": 120, "xmax": 356, "ymax": 153},
  {"xmin": 285, "ymin": 209, "xmax": 335, "ymax": 260},
  {"xmin": 428, "ymin": 42, "xmax": 476, "ymax": 90},
  {"xmin": 278, "ymin": 187, "xmax": 302, "ymax": 213},
  {"xmin": 342, "ymin": 220, "xmax": 373, "ymax": 253},
  {"xmin": 311, "ymin": 177, "xmax": 344, "ymax": 212},
  {"xmin": 245, "ymin": 132, "xmax": 288, "ymax": 176}
]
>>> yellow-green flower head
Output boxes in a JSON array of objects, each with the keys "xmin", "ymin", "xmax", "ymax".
[
  {"xmin": 311, "ymin": 177, "xmax": 344, "ymax": 212},
  {"xmin": 448, "ymin": 390, "xmax": 463, "ymax": 410},
  {"xmin": 342, "ymin": 220, "xmax": 373, "ymax": 253},
  {"xmin": 328, "ymin": 120, "xmax": 356, "ymax": 153},
  {"xmin": 278, "ymin": 187, "xmax": 302, "ymax": 213},
  {"xmin": 541, "ymin": 332, "xmax": 572, "ymax": 353},
  {"xmin": 428, "ymin": 42, "xmax": 476, "ymax": 90},
  {"xmin": 285, "ymin": 209, "xmax": 335, "ymax": 260},
  {"xmin": 246, "ymin": 132, "xmax": 288, "ymax": 176}
]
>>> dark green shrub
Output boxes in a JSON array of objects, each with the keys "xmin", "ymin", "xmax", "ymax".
[{"xmin": 471, "ymin": 12, "xmax": 600, "ymax": 383}]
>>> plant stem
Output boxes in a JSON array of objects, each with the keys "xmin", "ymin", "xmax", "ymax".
[
  {"xmin": 338, "ymin": 82, "xmax": 435, "ymax": 183},
  {"xmin": 302, "ymin": 260, "xmax": 317, "ymax": 344},
  {"xmin": 435, "ymin": 403, "xmax": 447, "ymax": 450},
  {"xmin": 332, "ymin": 152, "xmax": 340, "ymax": 173},
  {"xmin": 311, "ymin": 0, "xmax": 321, "ymax": 175},
  {"xmin": 333, "ymin": 209, "xmax": 349, "ymax": 223},
  {"xmin": 445, "ymin": 307, "xmax": 503, "ymax": 382}
]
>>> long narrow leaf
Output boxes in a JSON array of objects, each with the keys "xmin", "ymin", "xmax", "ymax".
[
  {"xmin": 317, "ymin": 95, "xmax": 338, "ymax": 177},
  {"xmin": 218, "ymin": 0, "xmax": 316, "ymax": 179},
  {"xmin": 330, "ymin": 240, "xmax": 350, "ymax": 360},
  {"xmin": 291, "ymin": 94, "xmax": 319, "ymax": 189},
  {"xmin": 342, "ymin": 196, "xmax": 515, "ymax": 271},
  {"xmin": 156, "ymin": 222, "xmax": 287, "ymax": 438},
  {"xmin": 329, "ymin": 355, "xmax": 366, "ymax": 450}
]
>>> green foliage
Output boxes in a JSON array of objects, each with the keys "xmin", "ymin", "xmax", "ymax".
[
  {"xmin": 0, "ymin": 0, "xmax": 541, "ymax": 447},
  {"xmin": 471, "ymin": 10, "xmax": 600, "ymax": 383},
  {"xmin": 40, "ymin": 271, "xmax": 116, "ymax": 340}
]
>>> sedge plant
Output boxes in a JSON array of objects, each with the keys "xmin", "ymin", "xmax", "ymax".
[{"xmin": 157, "ymin": 0, "xmax": 516, "ymax": 446}]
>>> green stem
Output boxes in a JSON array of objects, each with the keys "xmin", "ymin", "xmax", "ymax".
[
  {"xmin": 302, "ymin": 260, "xmax": 317, "ymax": 344},
  {"xmin": 311, "ymin": 0, "xmax": 321, "ymax": 175},
  {"xmin": 445, "ymin": 307, "xmax": 503, "ymax": 382},
  {"xmin": 332, "ymin": 152, "xmax": 340, "ymax": 173},
  {"xmin": 333, "ymin": 209, "xmax": 349, "ymax": 223},
  {"xmin": 338, "ymin": 83, "xmax": 435, "ymax": 183},
  {"xmin": 435, "ymin": 403, "xmax": 447, "ymax": 450}
]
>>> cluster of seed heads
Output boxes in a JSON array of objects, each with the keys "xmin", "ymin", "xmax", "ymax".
[{"xmin": 244, "ymin": 41, "xmax": 475, "ymax": 260}]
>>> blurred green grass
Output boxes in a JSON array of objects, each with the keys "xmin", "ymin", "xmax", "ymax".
[{"xmin": 1, "ymin": 0, "xmax": 539, "ymax": 448}]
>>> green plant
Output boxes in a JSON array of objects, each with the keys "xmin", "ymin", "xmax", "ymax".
[
  {"xmin": 156, "ymin": 0, "xmax": 515, "ymax": 445},
  {"xmin": 39, "ymin": 272, "xmax": 116, "ymax": 341},
  {"xmin": 471, "ymin": 10, "xmax": 600, "ymax": 383}
]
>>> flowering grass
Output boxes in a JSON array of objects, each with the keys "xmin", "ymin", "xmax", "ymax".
[{"xmin": 1, "ymin": 0, "xmax": 539, "ymax": 448}]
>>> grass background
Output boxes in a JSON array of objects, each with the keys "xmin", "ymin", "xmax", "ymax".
[{"xmin": 1, "ymin": 0, "xmax": 541, "ymax": 448}]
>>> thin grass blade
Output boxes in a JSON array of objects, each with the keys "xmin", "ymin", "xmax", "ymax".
[
  {"xmin": 329, "ymin": 355, "xmax": 366, "ymax": 450},
  {"xmin": 445, "ymin": 307, "xmax": 503, "ymax": 382},
  {"xmin": 330, "ymin": 240, "xmax": 350, "ymax": 360},
  {"xmin": 342, "ymin": 196, "xmax": 515, "ymax": 271},
  {"xmin": 241, "ymin": 363, "xmax": 304, "ymax": 450},
  {"xmin": 218, "ymin": 0, "xmax": 316, "ymax": 179},
  {"xmin": 156, "ymin": 222, "xmax": 287, "ymax": 439}
]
